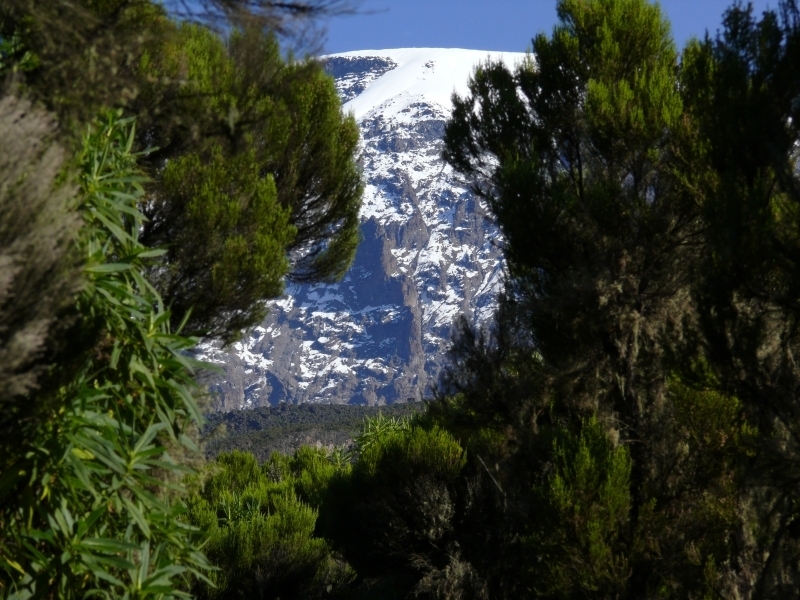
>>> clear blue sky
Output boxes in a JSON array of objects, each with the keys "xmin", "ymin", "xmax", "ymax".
[{"xmin": 321, "ymin": 0, "xmax": 778, "ymax": 54}]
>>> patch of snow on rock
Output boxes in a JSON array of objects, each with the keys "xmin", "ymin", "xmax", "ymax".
[{"xmin": 199, "ymin": 48, "xmax": 526, "ymax": 410}]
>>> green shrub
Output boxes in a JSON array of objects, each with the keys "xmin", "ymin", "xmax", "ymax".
[
  {"xmin": 353, "ymin": 412, "xmax": 411, "ymax": 455},
  {"xmin": 356, "ymin": 424, "xmax": 466, "ymax": 482},
  {"xmin": 524, "ymin": 417, "xmax": 632, "ymax": 598},
  {"xmin": 186, "ymin": 450, "xmax": 353, "ymax": 599},
  {"xmin": 325, "ymin": 423, "xmax": 469, "ymax": 598},
  {"xmin": 289, "ymin": 446, "xmax": 346, "ymax": 509},
  {"xmin": 0, "ymin": 96, "xmax": 81, "ymax": 450},
  {"xmin": 0, "ymin": 112, "xmax": 209, "ymax": 599}
]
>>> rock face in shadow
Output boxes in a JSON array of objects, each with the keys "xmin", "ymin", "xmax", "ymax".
[
  {"xmin": 323, "ymin": 56, "xmax": 398, "ymax": 102},
  {"xmin": 198, "ymin": 50, "xmax": 506, "ymax": 411}
]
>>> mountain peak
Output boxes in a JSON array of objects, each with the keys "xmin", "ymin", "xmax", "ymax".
[
  {"xmin": 200, "ymin": 48, "xmax": 525, "ymax": 410},
  {"xmin": 324, "ymin": 48, "xmax": 528, "ymax": 120}
]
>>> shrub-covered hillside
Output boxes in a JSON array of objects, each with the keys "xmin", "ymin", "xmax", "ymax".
[{"xmin": 203, "ymin": 401, "xmax": 425, "ymax": 460}]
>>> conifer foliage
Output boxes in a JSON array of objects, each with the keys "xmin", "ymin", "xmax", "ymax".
[
  {"xmin": 436, "ymin": 0, "xmax": 800, "ymax": 598},
  {"xmin": 137, "ymin": 24, "xmax": 363, "ymax": 341},
  {"xmin": 184, "ymin": 450, "xmax": 353, "ymax": 599}
]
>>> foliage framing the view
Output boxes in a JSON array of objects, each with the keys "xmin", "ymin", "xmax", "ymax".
[
  {"xmin": 4, "ymin": 0, "xmax": 800, "ymax": 599},
  {"xmin": 136, "ymin": 23, "xmax": 363, "ymax": 342},
  {"xmin": 0, "ymin": 113, "xmax": 210, "ymax": 599},
  {"xmin": 437, "ymin": 0, "xmax": 800, "ymax": 597}
]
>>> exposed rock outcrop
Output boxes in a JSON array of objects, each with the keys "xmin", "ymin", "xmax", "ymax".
[{"xmin": 198, "ymin": 49, "xmax": 525, "ymax": 410}]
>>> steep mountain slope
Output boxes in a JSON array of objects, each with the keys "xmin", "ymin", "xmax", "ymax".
[{"xmin": 199, "ymin": 48, "xmax": 526, "ymax": 411}]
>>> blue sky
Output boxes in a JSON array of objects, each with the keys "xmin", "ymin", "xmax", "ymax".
[{"xmin": 321, "ymin": 0, "xmax": 778, "ymax": 54}]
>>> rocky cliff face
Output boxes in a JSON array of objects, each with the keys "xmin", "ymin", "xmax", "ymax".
[{"xmin": 198, "ymin": 48, "xmax": 525, "ymax": 411}]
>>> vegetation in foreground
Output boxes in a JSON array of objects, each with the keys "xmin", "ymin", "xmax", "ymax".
[
  {"xmin": 202, "ymin": 401, "xmax": 424, "ymax": 460},
  {"xmin": 3, "ymin": 0, "xmax": 800, "ymax": 598},
  {"xmin": 0, "ymin": 0, "xmax": 361, "ymax": 597}
]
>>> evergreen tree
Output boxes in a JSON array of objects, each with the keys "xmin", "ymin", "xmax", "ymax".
[
  {"xmin": 321, "ymin": 415, "xmax": 478, "ymax": 599},
  {"xmin": 438, "ymin": 0, "xmax": 781, "ymax": 597},
  {"xmin": 524, "ymin": 417, "xmax": 632, "ymax": 598},
  {"xmin": 679, "ymin": 2, "xmax": 800, "ymax": 595},
  {"xmin": 444, "ymin": 0, "xmax": 695, "ymax": 446},
  {"xmin": 136, "ymin": 23, "xmax": 362, "ymax": 340},
  {"xmin": 443, "ymin": 1, "xmax": 706, "ymax": 593}
]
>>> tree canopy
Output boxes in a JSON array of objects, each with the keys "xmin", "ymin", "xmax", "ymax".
[
  {"xmin": 437, "ymin": 0, "xmax": 800, "ymax": 597},
  {"xmin": 1, "ymin": 0, "xmax": 363, "ymax": 343},
  {"xmin": 136, "ymin": 23, "xmax": 362, "ymax": 340}
]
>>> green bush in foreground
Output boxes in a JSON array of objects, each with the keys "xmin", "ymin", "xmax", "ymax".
[
  {"xmin": 185, "ymin": 450, "xmax": 353, "ymax": 599},
  {"xmin": 323, "ymin": 420, "xmax": 472, "ymax": 599},
  {"xmin": 524, "ymin": 417, "xmax": 632, "ymax": 598}
]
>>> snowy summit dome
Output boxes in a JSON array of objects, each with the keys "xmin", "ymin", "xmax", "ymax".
[{"xmin": 323, "ymin": 48, "xmax": 528, "ymax": 121}]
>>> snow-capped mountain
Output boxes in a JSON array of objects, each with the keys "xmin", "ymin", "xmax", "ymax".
[{"xmin": 199, "ymin": 48, "xmax": 527, "ymax": 411}]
